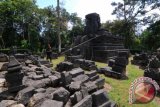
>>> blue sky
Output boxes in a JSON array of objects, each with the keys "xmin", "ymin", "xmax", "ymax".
[{"xmin": 36, "ymin": 0, "xmax": 121, "ymax": 23}]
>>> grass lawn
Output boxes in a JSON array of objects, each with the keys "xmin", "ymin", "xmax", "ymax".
[{"xmin": 52, "ymin": 56, "xmax": 159, "ymax": 107}]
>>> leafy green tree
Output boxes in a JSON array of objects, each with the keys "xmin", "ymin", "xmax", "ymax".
[
  {"xmin": 0, "ymin": 0, "xmax": 41, "ymax": 51},
  {"xmin": 111, "ymin": 0, "xmax": 160, "ymax": 48},
  {"xmin": 141, "ymin": 20, "xmax": 160, "ymax": 50}
]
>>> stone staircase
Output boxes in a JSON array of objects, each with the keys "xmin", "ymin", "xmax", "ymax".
[{"xmin": 90, "ymin": 35, "xmax": 129, "ymax": 62}]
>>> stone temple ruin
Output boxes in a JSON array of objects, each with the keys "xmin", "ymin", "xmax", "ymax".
[
  {"xmin": 66, "ymin": 13, "xmax": 129, "ymax": 79},
  {"xmin": 67, "ymin": 13, "xmax": 129, "ymax": 63},
  {"xmin": 144, "ymin": 48, "xmax": 160, "ymax": 87},
  {"xmin": 0, "ymin": 51, "xmax": 117, "ymax": 107}
]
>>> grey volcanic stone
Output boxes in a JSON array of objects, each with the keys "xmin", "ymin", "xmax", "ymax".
[
  {"xmin": 115, "ymin": 57, "xmax": 127, "ymax": 67},
  {"xmin": 112, "ymin": 65, "xmax": 125, "ymax": 73},
  {"xmin": 69, "ymin": 81, "xmax": 82, "ymax": 92},
  {"xmin": 80, "ymin": 87, "xmax": 89, "ymax": 98},
  {"xmin": 69, "ymin": 68, "xmax": 84, "ymax": 78},
  {"xmin": 61, "ymin": 71, "xmax": 72, "ymax": 86},
  {"xmin": 0, "ymin": 54, "xmax": 8, "ymax": 62},
  {"xmin": 83, "ymin": 81, "xmax": 97, "ymax": 93},
  {"xmin": 32, "ymin": 75, "xmax": 44, "ymax": 80},
  {"xmin": 149, "ymin": 56, "xmax": 160, "ymax": 68},
  {"xmin": 15, "ymin": 86, "xmax": 35, "ymax": 105},
  {"xmin": 10, "ymin": 104, "xmax": 25, "ymax": 107},
  {"xmin": 86, "ymin": 70, "xmax": 97, "ymax": 78},
  {"xmin": 28, "ymin": 93, "xmax": 47, "ymax": 107},
  {"xmin": 92, "ymin": 89, "xmax": 109, "ymax": 107},
  {"xmin": 90, "ymin": 75, "xmax": 99, "ymax": 81},
  {"xmin": 5, "ymin": 71, "xmax": 24, "ymax": 88},
  {"xmin": 0, "ymin": 100, "xmax": 17, "ymax": 107},
  {"xmin": 7, "ymin": 56, "xmax": 22, "ymax": 72},
  {"xmin": 26, "ymin": 79, "xmax": 47, "ymax": 88},
  {"xmin": 56, "ymin": 61, "xmax": 73, "ymax": 72},
  {"xmin": 73, "ymin": 95, "xmax": 92, "ymax": 107},
  {"xmin": 66, "ymin": 55, "xmax": 82, "ymax": 63},
  {"xmin": 108, "ymin": 59, "xmax": 115, "ymax": 67},
  {"xmin": 85, "ymin": 13, "xmax": 101, "ymax": 34},
  {"xmin": 70, "ymin": 91, "xmax": 83, "ymax": 105},
  {"xmin": 117, "ymin": 51, "xmax": 129, "ymax": 58},
  {"xmin": 52, "ymin": 87, "xmax": 70, "ymax": 104},
  {"xmin": 99, "ymin": 67, "xmax": 111, "ymax": 75},
  {"xmin": 94, "ymin": 78, "xmax": 105, "ymax": 89},
  {"xmin": 34, "ymin": 88, "xmax": 46, "ymax": 93},
  {"xmin": 49, "ymin": 75, "xmax": 59, "ymax": 87},
  {"xmin": 0, "ymin": 62, "xmax": 8, "ymax": 71},
  {"xmin": 72, "ymin": 74, "xmax": 89, "ymax": 83},
  {"xmin": 39, "ymin": 99, "xmax": 63, "ymax": 107}
]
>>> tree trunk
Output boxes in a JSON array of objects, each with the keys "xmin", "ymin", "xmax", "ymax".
[{"xmin": 57, "ymin": 0, "xmax": 61, "ymax": 53}]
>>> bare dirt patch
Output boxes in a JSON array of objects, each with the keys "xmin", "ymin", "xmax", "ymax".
[{"xmin": 104, "ymin": 83, "xmax": 112, "ymax": 92}]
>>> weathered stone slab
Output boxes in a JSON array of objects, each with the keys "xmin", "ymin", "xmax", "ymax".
[
  {"xmin": 112, "ymin": 65, "xmax": 125, "ymax": 73},
  {"xmin": 52, "ymin": 87, "xmax": 70, "ymax": 104},
  {"xmin": 56, "ymin": 61, "xmax": 73, "ymax": 72},
  {"xmin": 83, "ymin": 81, "xmax": 97, "ymax": 93},
  {"xmin": 70, "ymin": 91, "xmax": 83, "ymax": 105},
  {"xmin": 149, "ymin": 56, "xmax": 160, "ymax": 68},
  {"xmin": 7, "ymin": 56, "xmax": 22, "ymax": 72},
  {"xmin": 32, "ymin": 75, "xmax": 44, "ymax": 80},
  {"xmin": 25, "ymin": 79, "xmax": 47, "ymax": 89},
  {"xmin": 0, "ymin": 62, "xmax": 8, "ymax": 71},
  {"xmin": 39, "ymin": 99, "xmax": 63, "ymax": 107},
  {"xmin": 28, "ymin": 93, "xmax": 46, "ymax": 107},
  {"xmin": 0, "ymin": 78, "xmax": 5, "ymax": 87},
  {"xmin": 0, "ymin": 100, "xmax": 17, "ymax": 107},
  {"xmin": 86, "ymin": 70, "xmax": 97, "ymax": 78},
  {"xmin": 90, "ymin": 75, "xmax": 99, "ymax": 81},
  {"xmin": 80, "ymin": 87, "xmax": 88, "ymax": 98},
  {"xmin": 117, "ymin": 51, "xmax": 129, "ymax": 58},
  {"xmin": 72, "ymin": 74, "xmax": 89, "ymax": 83},
  {"xmin": 92, "ymin": 89, "xmax": 109, "ymax": 107},
  {"xmin": 10, "ymin": 104, "xmax": 25, "ymax": 107},
  {"xmin": 108, "ymin": 59, "xmax": 115, "ymax": 67},
  {"xmin": 66, "ymin": 55, "xmax": 82, "ymax": 63},
  {"xmin": 94, "ymin": 78, "xmax": 105, "ymax": 89},
  {"xmin": 0, "ymin": 54, "xmax": 8, "ymax": 62},
  {"xmin": 49, "ymin": 75, "xmax": 59, "ymax": 87},
  {"xmin": 5, "ymin": 72, "xmax": 24, "ymax": 88},
  {"xmin": 69, "ymin": 68, "xmax": 84, "ymax": 78},
  {"xmin": 115, "ymin": 57, "xmax": 127, "ymax": 67},
  {"xmin": 73, "ymin": 95, "xmax": 92, "ymax": 107},
  {"xmin": 34, "ymin": 88, "xmax": 46, "ymax": 93},
  {"xmin": 99, "ymin": 67, "xmax": 111, "ymax": 75},
  {"xmin": 69, "ymin": 81, "xmax": 82, "ymax": 93},
  {"xmin": 61, "ymin": 71, "xmax": 72, "ymax": 86},
  {"xmin": 15, "ymin": 86, "xmax": 35, "ymax": 105}
]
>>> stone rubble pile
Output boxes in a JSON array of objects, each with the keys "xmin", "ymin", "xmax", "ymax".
[
  {"xmin": 131, "ymin": 53, "xmax": 149, "ymax": 69},
  {"xmin": 144, "ymin": 56, "xmax": 160, "ymax": 86},
  {"xmin": 98, "ymin": 51, "xmax": 129, "ymax": 79},
  {"xmin": 0, "ymin": 54, "xmax": 117, "ymax": 107},
  {"xmin": 65, "ymin": 56, "xmax": 97, "ymax": 71}
]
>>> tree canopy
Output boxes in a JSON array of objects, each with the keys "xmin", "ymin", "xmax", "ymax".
[{"xmin": 0, "ymin": 0, "xmax": 84, "ymax": 52}]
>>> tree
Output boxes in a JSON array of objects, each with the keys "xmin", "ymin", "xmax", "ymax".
[
  {"xmin": 141, "ymin": 20, "xmax": 160, "ymax": 50},
  {"xmin": 111, "ymin": 0, "xmax": 160, "ymax": 48},
  {"xmin": 0, "ymin": 0, "xmax": 41, "ymax": 51}
]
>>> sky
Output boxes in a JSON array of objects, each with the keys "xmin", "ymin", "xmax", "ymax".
[{"xmin": 36, "ymin": 0, "xmax": 122, "ymax": 23}]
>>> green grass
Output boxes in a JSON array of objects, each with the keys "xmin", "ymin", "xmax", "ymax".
[
  {"xmin": 52, "ymin": 56, "xmax": 159, "ymax": 107},
  {"xmin": 52, "ymin": 56, "xmax": 65, "ymax": 69}
]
